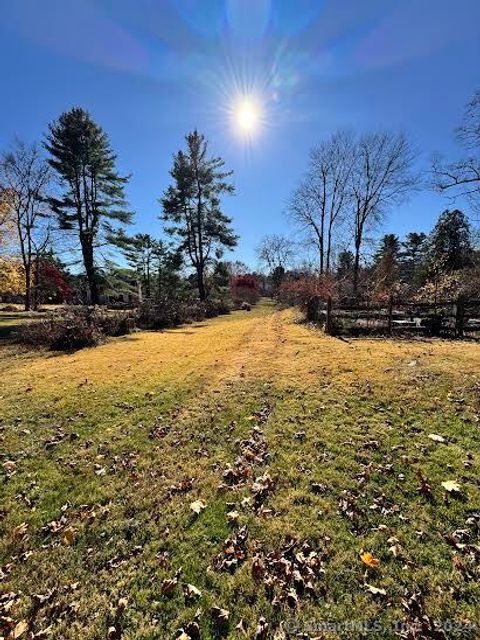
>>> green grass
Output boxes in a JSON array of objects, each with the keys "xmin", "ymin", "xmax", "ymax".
[{"xmin": 1, "ymin": 303, "xmax": 480, "ymax": 639}]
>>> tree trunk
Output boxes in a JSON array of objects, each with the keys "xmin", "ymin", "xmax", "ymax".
[
  {"xmin": 81, "ymin": 239, "xmax": 99, "ymax": 305},
  {"xmin": 326, "ymin": 221, "xmax": 333, "ymax": 274},
  {"xmin": 197, "ymin": 265, "xmax": 206, "ymax": 301},
  {"xmin": 353, "ymin": 240, "xmax": 361, "ymax": 296},
  {"xmin": 24, "ymin": 265, "xmax": 32, "ymax": 311},
  {"xmin": 32, "ymin": 254, "xmax": 40, "ymax": 311}
]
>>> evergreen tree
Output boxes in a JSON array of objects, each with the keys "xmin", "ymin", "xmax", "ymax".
[
  {"xmin": 161, "ymin": 131, "xmax": 237, "ymax": 300},
  {"xmin": 115, "ymin": 231, "xmax": 158, "ymax": 299},
  {"xmin": 45, "ymin": 107, "xmax": 131, "ymax": 304},
  {"xmin": 336, "ymin": 249, "xmax": 354, "ymax": 280},
  {"xmin": 372, "ymin": 234, "xmax": 401, "ymax": 291},
  {"xmin": 115, "ymin": 230, "xmax": 182, "ymax": 301},
  {"xmin": 428, "ymin": 209, "xmax": 472, "ymax": 275},
  {"xmin": 399, "ymin": 232, "xmax": 428, "ymax": 289}
]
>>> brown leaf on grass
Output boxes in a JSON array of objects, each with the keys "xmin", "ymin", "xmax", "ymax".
[
  {"xmin": 62, "ymin": 527, "xmax": 75, "ymax": 546},
  {"xmin": 211, "ymin": 605, "xmax": 229, "ymax": 626},
  {"xmin": 360, "ymin": 552, "xmax": 380, "ymax": 568},
  {"xmin": 226, "ymin": 509, "xmax": 240, "ymax": 524},
  {"xmin": 251, "ymin": 555, "xmax": 265, "ymax": 582},
  {"xmin": 213, "ymin": 526, "xmax": 248, "ymax": 573},
  {"xmin": 161, "ymin": 577, "xmax": 178, "ymax": 596},
  {"xmin": 176, "ymin": 622, "xmax": 200, "ymax": 640},
  {"xmin": 2, "ymin": 460, "xmax": 16, "ymax": 475},
  {"xmin": 286, "ymin": 588, "xmax": 298, "ymax": 609},
  {"xmin": 251, "ymin": 473, "xmax": 275, "ymax": 509},
  {"xmin": 11, "ymin": 620, "xmax": 28, "ymax": 638},
  {"xmin": 176, "ymin": 610, "xmax": 201, "ymax": 640},
  {"xmin": 254, "ymin": 617, "xmax": 269, "ymax": 639},
  {"xmin": 12, "ymin": 523, "xmax": 28, "ymax": 540},
  {"xmin": 310, "ymin": 482, "xmax": 327, "ymax": 494},
  {"xmin": 235, "ymin": 618, "xmax": 247, "ymax": 635},
  {"xmin": 401, "ymin": 590, "xmax": 447, "ymax": 639},
  {"xmin": 417, "ymin": 470, "xmax": 434, "ymax": 499},
  {"xmin": 183, "ymin": 583, "xmax": 202, "ymax": 601},
  {"xmin": 168, "ymin": 477, "xmax": 194, "ymax": 497}
]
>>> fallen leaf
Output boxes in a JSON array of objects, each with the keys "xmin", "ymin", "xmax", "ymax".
[
  {"xmin": 428, "ymin": 433, "xmax": 446, "ymax": 443},
  {"xmin": 62, "ymin": 527, "xmax": 75, "ymax": 546},
  {"xmin": 364, "ymin": 583, "xmax": 386, "ymax": 596},
  {"xmin": 254, "ymin": 617, "xmax": 269, "ymax": 639},
  {"xmin": 360, "ymin": 552, "xmax": 380, "ymax": 568},
  {"xmin": 12, "ymin": 523, "xmax": 28, "ymax": 539},
  {"xmin": 190, "ymin": 500, "xmax": 207, "ymax": 515},
  {"xmin": 2, "ymin": 460, "xmax": 16, "ymax": 474},
  {"xmin": 12, "ymin": 621, "xmax": 28, "ymax": 638},
  {"xmin": 211, "ymin": 605, "xmax": 229, "ymax": 623},
  {"xmin": 441, "ymin": 480, "xmax": 462, "ymax": 493},
  {"xmin": 161, "ymin": 577, "xmax": 178, "ymax": 596},
  {"xmin": 226, "ymin": 510, "xmax": 239, "ymax": 524},
  {"xmin": 183, "ymin": 583, "xmax": 202, "ymax": 600},
  {"xmin": 235, "ymin": 618, "xmax": 247, "ymax": 635},
  {"xmin": 286, "ymin": 588, "xmax": 298, "ymax": 609}
]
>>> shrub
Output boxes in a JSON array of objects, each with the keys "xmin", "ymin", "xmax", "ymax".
[
  {"xmin": 16, "ymin": 314, "xmax": 103, "ymax": 350},
  {"xmin": 277, "ymin": 277, "xmax": 335, "ymax": 318},
  {"xmin": 231, "ymin": 274, "xmax": 260, "ymax": 305},
  {"xmin": 99, "ymin": 312, "xmax": 136, "ymax": 337},
  {"xmin": 16, "ymin": 307, "xmax": 135, "ymax": 351},
  {"xmin": 138, "ymin": 298, "xmax": 188, "ymax": 330},
  {"xmin": 138, "ymin": 297, "xmax": 231, "ymax": 330}
]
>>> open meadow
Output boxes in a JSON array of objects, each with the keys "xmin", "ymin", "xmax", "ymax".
[{"xmin": 1, "ymin": 302, "xmax": 480, "ymax": 639}]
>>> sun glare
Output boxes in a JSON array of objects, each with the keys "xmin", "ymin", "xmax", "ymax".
[{"xmin": 234, "ymin": 97, "xmax": 262, "ymax": 136}]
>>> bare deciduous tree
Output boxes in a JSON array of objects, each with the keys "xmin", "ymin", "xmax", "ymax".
[
  {"xmin": 289, "ymin": 131, "xmax": 353, "ymax": 274},
  {"xmin": 257, "ymin": 234, "xmax": 294, "ymax": 272},
  {"xmin": 0, "ymin": 140, "xmax": 52, "ymax": 309},
  {"xmin": 350, "ymin": 131, "xmax": 417, "ymax": 294},
  {"xmin": 433, "ymin": 90, "xmax": 480, "ymax": 216}
]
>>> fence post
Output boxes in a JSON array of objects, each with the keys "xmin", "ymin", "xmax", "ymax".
[
  {"xmin": 387, "ymin": 294, "xmax": 393, "ymax": 336},
  {"xmin": 325, "ymin": 295, "xmax": 333, "ymax": 335},
  {"xmin": 455, "ymin": 296, "xmax": 465, "ymax": 338}
]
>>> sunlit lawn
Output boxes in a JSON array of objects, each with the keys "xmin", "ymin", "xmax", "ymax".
[{"xmin": 1, "ymin": 302, "xmax": 480, "ymax": 639}]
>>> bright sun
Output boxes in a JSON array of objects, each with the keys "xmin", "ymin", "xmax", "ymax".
[{"xmin": 234, "ymin": 97, "xmax": 261, "ymax": 136}]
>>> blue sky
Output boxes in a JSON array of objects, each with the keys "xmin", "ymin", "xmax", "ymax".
[{"xmin": 1, "ymin": 0, "xmax": 479, "ymax": 267}]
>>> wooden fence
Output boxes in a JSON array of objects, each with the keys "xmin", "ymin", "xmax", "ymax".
[{"xmin": 311, "ymin": 296, "xmax": 480, "ymax": 338}]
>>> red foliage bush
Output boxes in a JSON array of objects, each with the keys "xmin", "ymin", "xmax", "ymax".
[
  {"xmin": 37, "ymin": 259, "xmax": 72, "ymax": 303},
  {"xmin": 277, "ymin": 277, "xmax": 336, "ymax": 321},
  {"xmin": 278, "ymin": 277, "xmax": 334, "ymax": 306},
  {"xmin": 231, "ymin": 274, "xmax": 260, "ymax": 305}
]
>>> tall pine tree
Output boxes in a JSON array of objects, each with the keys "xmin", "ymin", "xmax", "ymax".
[
  {"xmin": 161, "ymin": 131, "xmax": 237, "ymax": 300},
  {"xmin": 372, "ymin": 234, "xmax": 401, "ymax": 292},
  {"xmin": 399, "ymin": 232, "xmax": 428, "ymax": 290},
  {"xmin": 45, "ymin": 108, "xmax": 131, "ymax": 304},
  {"xmin": 428, "ymin": 209, "xmax": 472, "ymax": 275}
]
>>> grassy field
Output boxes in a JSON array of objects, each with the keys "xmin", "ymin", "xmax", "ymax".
[{"xmin": 1, "ymin": 301, "xmax": 480, "ymax": 639}]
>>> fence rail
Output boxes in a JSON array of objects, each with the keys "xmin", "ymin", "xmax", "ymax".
[{"xmin": 312, "ymin": 296, "xmax": 480, "ymax": 338}]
